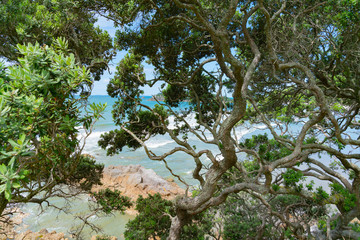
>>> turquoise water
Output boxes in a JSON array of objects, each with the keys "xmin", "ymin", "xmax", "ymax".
[{"xmin": 20, "ymin": 195, "xmax": 135, "ymax": 239}]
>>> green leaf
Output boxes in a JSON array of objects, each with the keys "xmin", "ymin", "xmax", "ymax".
[
  {"xmin": 4, "ymin": 190, "xmax": 11, "ymax": 201},
  {"xmin": 0, "ymin": 184, "xmax": 6, "ymax": 193},
  {"xmin": 8, "ymin": 139, "xmax": 19, "ymax": 149},
  {"xmin": 0, "ymin": 165, "xmax": 7, "ymax": 175},
  {"xmin": 8, "ymin": 157, "xmax": 16, "ymax": 169}
]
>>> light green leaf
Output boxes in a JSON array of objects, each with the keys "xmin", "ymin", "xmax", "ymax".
[
  {"xmin": 12, "ymin": 182, "xmax": 21, "ymax": 189},
  {"xmin": 8, "ymin": 157, "xmax": 16, "ymax": 169},
  {"xmin": 0, "ymin": 165, "xmax": 7, "ymax": 175},
  {"xmin": 0, "ymin": 175, "xmax": 7, "ymax": 182},
  {"xmin": 8, "ymin": 139, "xmax": 19, "ymax": 148},
  {"xmin": 0, "ymin": 184, "xmax": 6, "ymax": 193},
  {"xmin": 4, "ymin": 190, "xmax": 11, "ymax": 201}
]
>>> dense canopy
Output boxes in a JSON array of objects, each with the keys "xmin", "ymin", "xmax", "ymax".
[{"xmin": 0, "ymin": 0, "xmax": 113, "ymax": 81}]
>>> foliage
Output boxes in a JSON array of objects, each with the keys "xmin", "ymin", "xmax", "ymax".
[
  {"xmin": 222, "ymin": 196, "xmax": 269, "ymax": 240},
  {"xmin": 91, "ymin": 189, "xmax": 132, "ymax": 214},
  {"xmin": 350, "ymin": 222, "xmax": 360, "ymax": 233},
  {"xmin": 124, "ymin": 194, "xmax": 212, "ymax": 240},
  {"xmin": 69, "ymin": 155, "xmax": 104, "ymax": 191},
  {"xmin": 95, "ymin": 235, "xmax": 113, "ymax": 240},
  {"xmin": 313, "ymin": 187, "xmax": 330, "ymax": 204},
  {"xmin": 124, "ymin": 194, "xmax": 173, "ymax": 240},
  {"xmin": 0, "ymin": 134, "xmax": 30, "ymax": 201},
  {"xmin": 318, "ymin": 217, "xmax": 337, "ymax": 233},
  {"xmin": 241, "ymin": 134, "xmax": 293, "ymax": 162},
  {"xmin": 329, "ymin": 183, "xmax": 357, "ymax": 212},
  {"xmin": 217, "ymin": 192, "xmax": 327, "ymax": 240},
  {"xmin": 0, "ymin": 0, "xmax": 113, "ymax": 81},
  {"xmin": 213, "ymin": 191, "xmax": 326, "ymax": 239},
  {"xmin": 282, "ymin": 169, "xmax": 304, "ymax": 190},
  {"xmin": 0, "ymin": 39, "xmax": 105, "ymax": 214},
  {"xmin": 95, "ymin": 236, "xmax": 112, "ymax": 240},
  {"xmin": 99, "ymin": 103, "xmax": 169, "ymax": 155},
  {"xmin": 218, "ymin": 165, "xmax": 325, "ymax": 240}
]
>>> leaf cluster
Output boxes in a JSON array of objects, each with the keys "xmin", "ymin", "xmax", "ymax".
[
  {"xmin": 124, "ymin": 193, "xmax": 212, "ymax": 240},
  {"xmin": 0, "ymin": 40, "xmax": 105, "ymax": 211},
  {"xmin": 241, "ymin": 134, "xmax": 293, "ymax": 162},
  {"xmin": 91, "ymin": 188, "xmax": 132, "ymax": 214},
  {"xmin": 0, "ymin": 0, "xmax": 113, "ymax": 81}
]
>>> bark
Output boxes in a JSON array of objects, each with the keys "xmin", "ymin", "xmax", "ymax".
[
  {"xmin": 337, "ymin": 229, "xmax": 360, "ymax": 240},
  {"xmin": 0, "ymin": 193, "xmax": 8, "ymax": 216},
  {"xmin": 167, "ymin": 208, "xmax": 189, "ymax": 240},
  {"xmin": 313, "ymin": 229, "xmax": 360, "ymax": 240},
  {"xmin": 168, "ymin": 216, "xmax": 183, "ymax": 240}
]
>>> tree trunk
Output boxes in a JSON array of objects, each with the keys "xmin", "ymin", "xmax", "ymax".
[
  {"xmin": 167, "ymin": 209, "xmax": 189, "ymax": 240},
  {"xmin": 168, "ymin": 216, "xmax": 182, "ymax": 240},
  {"xmin": 0, "ymin": 193, "xmax": 9, "ymax": 216}
]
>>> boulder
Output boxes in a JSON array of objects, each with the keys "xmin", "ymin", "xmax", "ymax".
[
  {"xmin": 91, "ymin": 235, "xmax": 117, "ymax": 240},
  {"xmin": 92, "ymin": 165, "xmax": 185, "ymax": 201},
  {"xmin": 14, "ymin": 229, "xmax": 68, "ymax": 240}
]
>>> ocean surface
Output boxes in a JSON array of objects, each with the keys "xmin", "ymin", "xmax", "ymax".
[{"xmin": 18, "ymin": 95, "xmax": 334, "ymax": 239}]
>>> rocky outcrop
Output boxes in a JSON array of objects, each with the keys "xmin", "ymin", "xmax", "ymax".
[
  {"xmin": 92, "ymin": 165, "xmax": 185, "ymax": 201},
  {"xmin": 91, "ymin": 235, "xmax": 117, "ymax": 240},
  {"xmin": 14, "ymin": 229, "xmax": 68, "ymax": 240},
  {"xmin": 0, "ymin": 207, "xmax": 30, "ymax": 239},
  {"xmin": 1, "ymin": 165, "xmax": 185, "ymax": 239}
]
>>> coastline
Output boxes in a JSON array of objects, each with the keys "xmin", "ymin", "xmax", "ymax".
[{"xmin": 6, "ymin": 164, "xmax": 185, "ymax": 239}]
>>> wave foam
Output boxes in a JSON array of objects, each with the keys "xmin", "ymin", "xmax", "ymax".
[
  {"xmin": 146, "ymin": 140, "xmax": 174, "ymax": 149},
  {"xmin": 77, "ymin": 130, "xmax": 107, "ymax": 154},
  {"xmin": 167, "ymin": 113, "xmax": 198, "ymax": 130}
]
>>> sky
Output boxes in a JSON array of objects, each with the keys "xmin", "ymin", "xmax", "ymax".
[{"xmin": 92, "ymin": 16, "xmax": 162, "ymax": 96}]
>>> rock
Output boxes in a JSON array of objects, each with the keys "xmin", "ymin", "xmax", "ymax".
[
  {"xmin": 39, "ymin": 229, "xmax": 48, "ymax": 234},
  {"xmin": 0, "ymin": 207, "xmax": 30, "ymax": 239},
  {"xmin": 92, "ymin": 165, "xmax": 185, "ymax": 202},
  {"xmin": 14, "ymin": 229, "xmax": 68, "ymax": 240},
  {"xmin": 166, "ymin": 177, "xmax": 175, "ymax": 182},
  {"xmin": 91, "ymin": 235, "xmax": 117, "ymax": 240},
  {"xmin": 82, "ymin": 153, "xmax": 95, "ymax": 159},
  {"xmin": 2, "ymin": 165, "xmax": 185, "ymax": 238},
  {"xmin": 351, "ymin": 218, "xmax": 360, "ymax": 224}
]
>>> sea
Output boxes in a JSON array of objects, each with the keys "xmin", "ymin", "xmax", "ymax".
[{"xmin": 17, "ymin": 95, "xmax": 339, "ymax": 239}]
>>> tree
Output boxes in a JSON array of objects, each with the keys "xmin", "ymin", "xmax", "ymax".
[
  {"xmin": 0, "ymin": 39, "xmax": 105, "ymax": 219},
  {"xmin": 93, "ymin": 0, "xmax": 360, "ymax": 239},
  {"xmin": 0, "ymin": 0, "xmax": 113, "ymax": 82},
  {"xmin": 217, "ymin": 166, "xmax": 326, "ymax": 239},
  {"xmin": 124, "ymin": 193, "xmax": 212, "ymax": 240}
]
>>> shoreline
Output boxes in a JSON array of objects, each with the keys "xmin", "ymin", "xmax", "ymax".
[{"xmin": 5, "ymin": 164, "xmax": 185, "ymax": 239}]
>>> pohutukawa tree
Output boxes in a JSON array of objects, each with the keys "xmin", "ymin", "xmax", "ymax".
[{"xmin": 93, "ymin": 0, "xmax": 360, "ymax": 239}]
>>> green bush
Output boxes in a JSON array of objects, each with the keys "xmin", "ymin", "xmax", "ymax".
[{"xmin": 124, "ymin": 193, "xmax": 211, "ymax": 240}]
